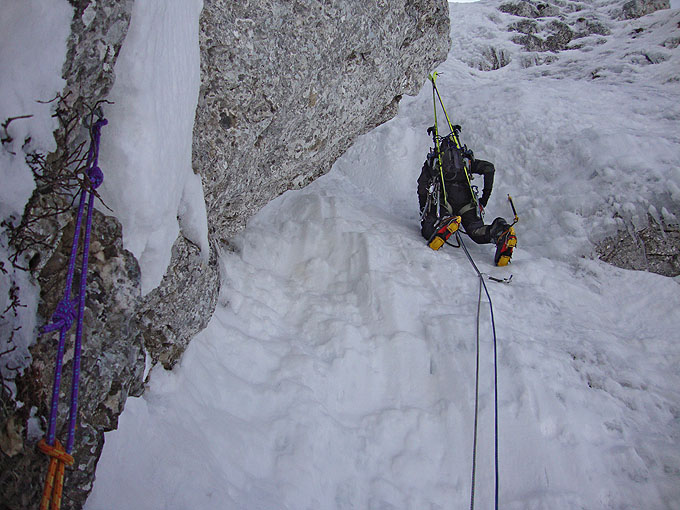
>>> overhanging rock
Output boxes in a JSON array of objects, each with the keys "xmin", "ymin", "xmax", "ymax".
[{"xmin": 145, "ymin": 0, "xmax": 451, "ymax": 368}]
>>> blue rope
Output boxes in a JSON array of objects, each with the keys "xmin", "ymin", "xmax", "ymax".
[
  {"xmin": 469, "ymin": 277, "xmax": 482, "ymax": 510},
  {"xmin": 455, "ymin": 231, "xmax": 499, "ymax": 510}
]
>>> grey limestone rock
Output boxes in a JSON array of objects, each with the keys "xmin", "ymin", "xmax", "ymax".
[
  {"xmin": 1, "ymin": 210, "xmax": 144, "ymax": 510},
  {"xmin": 512, "ymin": 32, "xmax": 550, "ymax": 51},
  {"xmin": 144, "ymin": 0, "xmax": 451, "ymax": 373},
  {"xmin": 620, "ymin": 0, "xmax": 670, "ymax": 19},
  {"xmin": 466, "ymin": 46, "xmax": 513, "ymax": 70},
  {"xmin": 63, "ymin": 2, "xmax": 132, "ymax": 91},
  {"xmin": 572, "ymin": 16, "xmax": 611, "ymax": 38},
  {"xmin": 509, "ymin": 18, "xmax": 541, "ymax": 34},
  {"xmin": 144, "ymin": 0, "xmax": 453, "ymax": 379},
  {"xmin": 131, "ymin": 0, "xmax": 451, "ymax": 418},
  {"xmin": 598, "ymin": 218, "xmax": 680, "ymax": 277},
  {"xmin": 193, "ymin": 0, "xmax": 451, "ymax": 244},
  {"xmin": 137, "ymin": 235, "xmax": 219, "ymax": 370},
  {"xmin": 501, "ymin": 0, "xmax": 617, "ymax": 54},
  {"xmin": 511, "ymin": 18, "xmax": 575, "ymax": 51},
  {"xmin": 494, "ymin": 0, "xmax": 674, "ymax": 77},
  {"xmin": 500, "ymin": 0, "xmax": 561, "ymax": 18},
  {"xmin": 544, "ymin": 20, "xmax": 575, "ymax": 49}
]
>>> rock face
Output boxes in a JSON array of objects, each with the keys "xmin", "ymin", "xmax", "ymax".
[
  {"xmin": 1, "ymin": 211, "xmax": 145, "ymax": 510},
  {"xmin": 1, "ymin": 1, "xmax": 451, "ymax": 509},
  {"xmin": 500, "ymin": 0, "xmax": 669, "ymax": 23},
  {"xmin": 136, "ymin": 235, "xmax": 219, "ymax": 370},
  {"xmin": 502, "ymin": 0, "xmax": 668, "ymax": 53},
  {"xmin": 598, "ymin": 218, "xmax": 680, "ymax": 277},
  {"xmin": 148, "ymin": 0, "xmax": 452, "ymax": 374},
  {"xmin": 194, "ymin": 0, "xmax": 451, "ymax": 243},
  {"xmin": 143, "ymin": 0, "xmax": 452, "ymax": 385},
  {"xmin": 620, "ymin": 0, "xmax": 670, "ymax": 19}
]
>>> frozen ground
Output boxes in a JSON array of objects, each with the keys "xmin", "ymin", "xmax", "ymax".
[{"xmin": 87, "ymin": 1, "xmax": 680, "ymax": 509}]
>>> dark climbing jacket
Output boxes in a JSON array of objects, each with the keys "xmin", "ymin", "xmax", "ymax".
[
  {"xmin": 417, "ymin": 145, "xmax": 501, "ymax": 244},
  {"xmin": 417, "ymin": 150, "xmax": 495, "ymax": 216}
]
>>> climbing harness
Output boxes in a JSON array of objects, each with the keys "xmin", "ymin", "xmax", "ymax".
[
  {"xmin": 39, "ymin": 107, "xmax": 107, "ymax": 510},
  {"xmin": 454, "ymin": 230, "xmax": 500, "ymax": 510}
]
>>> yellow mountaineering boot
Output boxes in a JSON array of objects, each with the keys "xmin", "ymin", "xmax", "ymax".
[
  {"xmin": 428, "ymin": 216, "xmax": 461, "ymax": 251},
  {"xmin": 494, "ymin": 226, "xmax": 517, "ymax": 266}
]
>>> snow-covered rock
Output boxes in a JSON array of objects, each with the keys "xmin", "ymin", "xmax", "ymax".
[{"xmin": 0, "ymin": 1, "xmax": 451, "ymax": 508}]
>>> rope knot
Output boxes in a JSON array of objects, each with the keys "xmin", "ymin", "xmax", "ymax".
[
  {"xmin": 42, "ymin": 298, "xmax": 77, "ymax": 334},
  {"xmin": 87, "ymin": 165, "xmax": 103, "ymax": 189},
  {"xmin": 37, "ymin": 439, "xmax": 74, "ymax": 466}
]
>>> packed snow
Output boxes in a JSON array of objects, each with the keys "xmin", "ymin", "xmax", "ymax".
[
  {"xmin": 86, "ymin": 1, "xmax": 680, "ymax": 509},
  {"xmin": 97, "ymin": 0, "xmax": 207, "ymax": 295},
  {"xmin": 1, "ymin": 0, "xmax": 679, "ymax": 508}
]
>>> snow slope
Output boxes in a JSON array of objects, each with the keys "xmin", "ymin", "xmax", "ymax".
[{"xmin": 86, "ymin": 1, "xmax": 680, "ymax": 509}]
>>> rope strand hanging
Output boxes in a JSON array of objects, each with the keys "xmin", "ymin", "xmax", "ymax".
[
  {"xmin": 455, "ymin": 230, "xmax": 500, "ymax": 510},
  {"xmin": 39, "ymin": 111, "xmax": 107, "ymax": 510},
  {"xmin": 428, "ymin": 71, "xmax": 505, "ymax": 509}
]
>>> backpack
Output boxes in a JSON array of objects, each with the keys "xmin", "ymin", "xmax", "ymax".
[{"xmin": 438, "ymin": 135, "xmax": 467, "ymax": 185}]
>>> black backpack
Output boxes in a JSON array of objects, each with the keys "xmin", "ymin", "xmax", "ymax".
[{"xmin": 438, "ymin": 135, "xmax": 467, "ymax": 185}]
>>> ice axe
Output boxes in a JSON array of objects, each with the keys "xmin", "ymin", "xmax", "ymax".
[{"xmin": 507, "ymin": 194, "xmax": 519, "ymax": 225}]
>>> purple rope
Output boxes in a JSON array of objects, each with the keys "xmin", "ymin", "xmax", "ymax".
[
  {"xmin": 45, "ymin": 191, "xmax": 86, "ymax": 445},
  {"xmin": 43, "ymin": 117, "xmax": 107, "ymax": 450},
  {"xmin": 66, "ymin": 120, "xmax": 105, "ymax": 453}
]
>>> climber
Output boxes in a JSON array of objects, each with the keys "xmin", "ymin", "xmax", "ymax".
[{"xmin": 417, "ymin": 126, "xmax": 516, "ymax": 266}]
